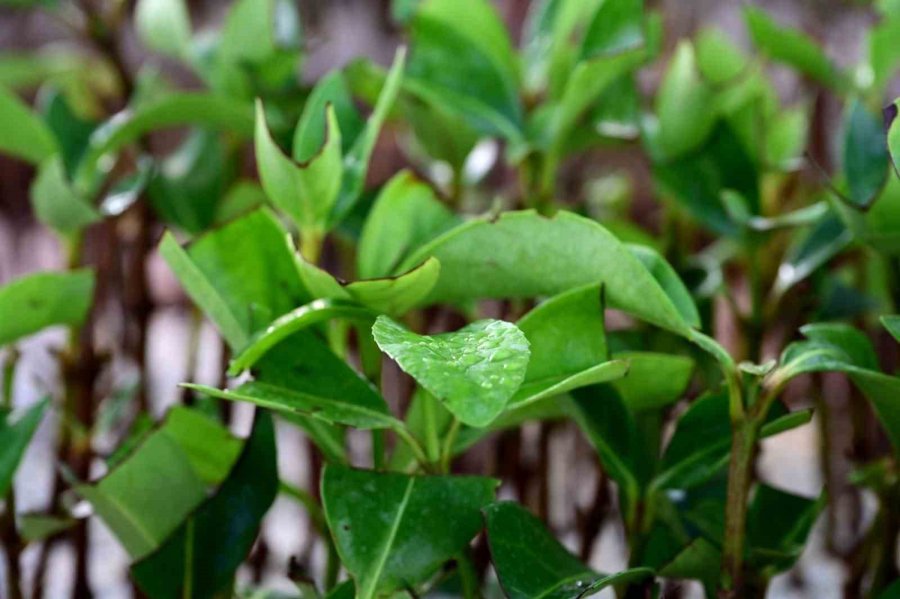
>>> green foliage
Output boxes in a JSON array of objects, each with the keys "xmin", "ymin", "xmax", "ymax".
[{"xmin": 6, "ymin": 0, "xmax": 900, "ymax": 597}]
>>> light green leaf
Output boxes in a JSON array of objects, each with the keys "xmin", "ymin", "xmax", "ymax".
[
  {"xmin": 322, "ymin": 465, "xmax": 497, "ymax": 599},
  {"xmin": 330, "ymin": 48, "xmax": 406, "ymax": 225},
  {"xmin": 78, "ymin": 407, "xmax": 242, "ymax": 560},
  {"xmin": 744, "ymin": 6, "xmax": 838, "ymax": 88},
  {"xmin": 399, "ymin": 210, "xmax": 696, "ymax": 336},
  {"xmin": 484, "ymin": 501, "xmax": 654, "ymax": 599},
  {"xmin": 135, "ymin": 0, "xmax": 192, "ymax": 59},
  {"xmin": 358, "ymin": 171, "xmax": 458, "ymax": 279},
  {"xmin": 373, "ymin": 316, "xmax": 530, "ymax": 427},
  {"xmin": 0, "ymin": 399, "xmax": 48, "ymax": 498},
  {"xmin": 229, "ymin": 299, "xmax": 375, "ymax": 374},
  {"xmin": 613, "ymin": 351, "xmax": 694, "ymax": 411},
  {"xmin": 0, "ymin": 84, "xmax": 58, "ymax": 164},
  {"xmin": 30, "ymin": 156, "xmax": 101, "ymax": 235},
  {"xmin": 655, "ymin": 41, "xmax": 716, "ymax": 160},
  {"xmin": 159, "ymin": 209, "xmax": 309, "ymax": 350},
  {"xmin": 255, "ymin": 101, "xmax": 342, "ymax": 235},
  {"xmin": 0, "ymin": 270, "xmax": 94, "ymax": 347},
  {"xmin": 295, "ymin": 254, "xmax": 441, "ymax": 317}
]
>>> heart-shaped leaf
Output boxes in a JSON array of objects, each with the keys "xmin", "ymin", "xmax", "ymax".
[{"xmin": 372, "ymin": 316, "xmax": 530, "ymax": 427}]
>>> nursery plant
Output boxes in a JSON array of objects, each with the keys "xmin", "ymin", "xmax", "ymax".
[{"xmin": 3, "ymin": 0, "xmax": 900, "ymax": 598}]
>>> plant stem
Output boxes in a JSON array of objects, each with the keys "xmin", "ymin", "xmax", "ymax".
[
  {"xmin": 441, "ymin": 418, "xmax": 462, "ymax": 473},
  {"xmin": 721, "ymin": 416, "xmax": 757, "ymax": 596},
  {"xmin": 456, "ymin": 547, "xmax": 482, "ymax": 599}
]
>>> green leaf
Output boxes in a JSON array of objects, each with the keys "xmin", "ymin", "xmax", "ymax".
[
  {"xmin": 135, "ymin": 0, "xmax": 192, "ymax": 59},
  {"xmin": 628, "ymin": 244, "xmax": 701, "ymax": 328},
  {"xmin": 295, "ymin": 255, "xmax": 442, "ymax": 316},
  {"xmin": 842, "ymin": 100, "xmax": 889, "ymax": 208},
  {"xmin": 330, "ymin": 48, "xmax": 406, "ymax": 225},
  {"xmin": 78, "ymin": 407, "xmax": 243, "ymax": 560},
  {"xmin": 882, "ymin": 315, "xmax": 900, "ymax": 343},
  {"xmin": 0, "ymin": 399, "xmax": 48, "ymax": 497},
  {"xmin": 132, "ymin": 411, "xmax": 278, "ymax": 599},
  {"xmin": 192, "ymin": 334, "xmax": 394, "ymax": 431},
  {"xmin": 405, "ymin": 0, "xmax": 522, "ymax": 140},
  {"xmin": 613, "ymin": 351, "xmax": 694, "ymax": 411},
  {"xmin": 372, "ymin": 316, "xmax": 530, "ymax": 427},
  {"xmin": 744, "ymin": 6, "xmax": 838, "ymax": 88},
  {"xmin": 159, "ymin": 209, "xmax": 309, "ymax": 350},
  {"xmin": 509, "ymin": 285, "xmax": 628, "ymax": 408},
  {"xmin": 30, "ymin": 155, "xmax": 101, "ymax": 235},
  {"xmin": 516, "ymin": 284, "xmax": 607, "ymax": 381},
  {"xmin": 357, "ymin": 171, "xmax": 458, "ymax": 279},
  {"xmin": 255, "ymin": 101, "xmax": 342, "ymax": 235},
  {"xmin": 773, "ymin": 210, "xmax": 852, "ymax": 296},
  {"xmin": 746, "ymin": 484, "xmax": 824, "ymax": 575},
  {"xmin": 77, "ymin": 94, "xmax": 254, "ymax": 189},
  {"xmin": 484, "ymin": 501, "xmax": 654, "ymax": 599},
  {"xmin": 652, "ymin": 123, "xmax": 758, "ymax": 237},
  {"xmin": 580, "ymin": 0, "xmax": 644, "ymax": 59},
  {"xmin": 147, "ymin": 129, "xmax": 235, "ymax": 234},
  {"xmin": 292, "ymin": 71, "xmax": 364, "ymax": 162},
  {"xmin": 657, "ymin": 393, "xmax": 813, "ymax": 490},
  {"xmin": 654, "ymin": 41, "xmax": 716, "ymax": 160},
  {"xmin": 0, "ymin": 84, "xmax": 58, "ymax": 164},
  {"xmin": 229, "ymin": 300, "xmax": 375, "ymax": 374},
  {"xmin": 887, "ymin": 99, "xmax": 900, "ymax": 180},
  {"xmin": 322, "ymin": 465, "xmax": 497, "ymax": 599},
  {"xmin": 399, "ymin": 210, "xmax": 696, "ymax": 336},
  {"xmin": 0, "ymin": 270, "xmax": 94, "ymax": 346},
  {"xmin": 569, "ymin": 386, "xmax": 642, "ymax": 497},
  {"xmin": 695, "ymin": 28, "xmax": 748, "ymax": 85}
]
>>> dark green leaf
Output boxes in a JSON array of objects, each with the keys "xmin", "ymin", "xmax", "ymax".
[
  {"xmin": 842, "ymin": 100, "xmax": 889, "ymax": 208},
  {"xmin": 405, "ymin": 0, "xmax": 522, "ymax": 140},
  {"xmin": 322, "ymin": 465, "xmax": 497, "ymax": 599},
  {"xmin": 0, "ymin": 399, "xmax": 48, "ymax": 497},
  {"xmin": 132, "ymin": 411, "xmax": 278, "ymax": 599},
  {"xmin": 147, "ymin": 130, "xmax": 235, "ymax": 234},
  {"xmin": 190, "ymin": 334, "xmax": 395, "ymax": 431},
  {"xmin": 746, "ymin": 484, "xmax": 824, "ymax": 575},
  {"xmin": 292, "ymin": 71, "xmax": 364, "ymax": 162},
  {"xmin": 484, "ymin": 501, "xmax": 653, "ymax": 599},
  {"xmin": 580, "ymin": 0, "xmax": 644, "ymax": 59}
]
